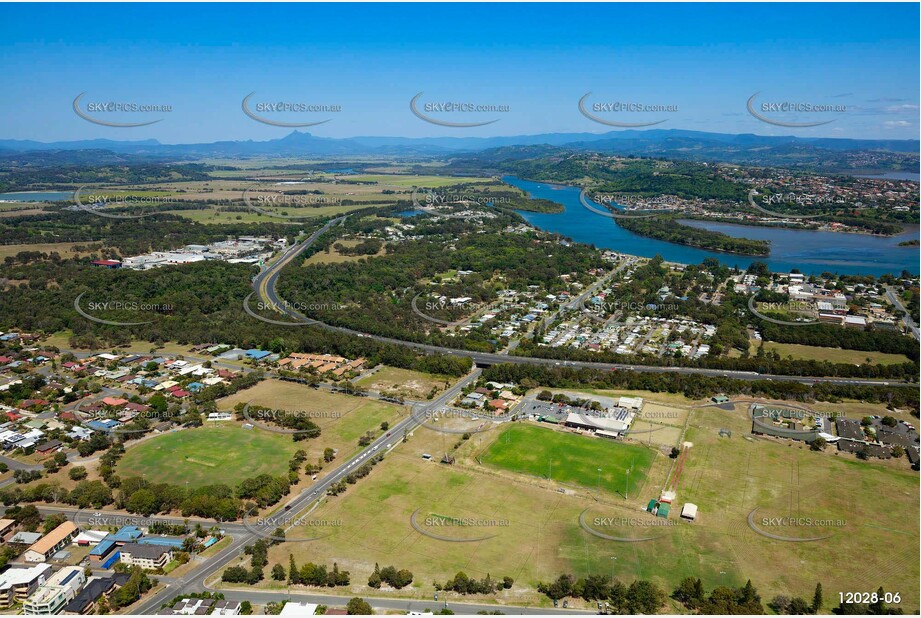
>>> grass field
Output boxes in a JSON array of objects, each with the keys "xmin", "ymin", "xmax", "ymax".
[
  {"xmin": 162, "ymin": 204, "xmax": 375, "ymax": 223},
  {"xmin": 355, "ymin": 366, "xmax": 455, "ymax": 399},
  {"xmin": 480, "ymin": 424, "xmax": 656, "ymax": 497},
  {"xmin": 216, "ymin": 378, "xmax": 407, "ymax": 462},
  {"xmin": 226, "ymin": 400, "xmax": 918, "ymax": 611},
  {"xmin": 674, "ymin": 404, "xmax": 919, "ymax": 608},
  {"xmin": 0, "ymin": 241, "xmax": 102, "ymax": 259},
  {"xmin": 759, "ymin": 341, "xmax": 911, "ymax": 365},
  {"xmin": 116, "ymin": 425, "xmax": 300, "ymax": 488},
  {"xmin": 237, "ymin": 428, "xmax": 672, "ymax": 609},
  {"xmin": 305, "ymin": 239, "xmax": 387, "ymax": 265}
]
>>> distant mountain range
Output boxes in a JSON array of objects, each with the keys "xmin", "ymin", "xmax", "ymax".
[{"xmin": 0, "ymin": 129, "xmax": 917, "ymax": 172}]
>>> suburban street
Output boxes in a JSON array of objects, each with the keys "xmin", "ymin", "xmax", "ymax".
[
  {"xmin": 131, "ymin": 368, "xmax": 483, "ymax": 614},
  {"xmin": 211, "ymin": 589, "xmax": 595, "ymax": 615},
  {"xmin": 10, "ymin": 217, "xmax": 912, "ymax": 614},
  {"xmin": 886, "ymin": 285, "xmax": 920, "ymax": 340},
  {"xmin": 251, "ymin": 225, "xmax": 912, "ymax": 388}
]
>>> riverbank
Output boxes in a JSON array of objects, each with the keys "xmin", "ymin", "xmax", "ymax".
[{"xmin": 503, "ymin": 176, "xmax": 920, "ymax": 276}]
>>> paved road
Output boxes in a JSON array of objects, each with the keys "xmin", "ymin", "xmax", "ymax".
[
  {"xmin": 131, "ymin": 369, "xmax": 481, "ymax": 615},
  {"xmin": 109, "ymin": 218, "xmax": 919, "ymax": 613},
  {"xmin": 886, "ymin": 285, "xmax": 919, "ymax": 340},
  {"xmin": 251, "ymin": 227, "xmax": 911, "ymax": 388},
  {"xmin": 212, "ymin": 589, "xmax": 594, "ymax": 615}
]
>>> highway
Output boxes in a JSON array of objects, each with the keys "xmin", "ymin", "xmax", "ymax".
[
  {"xmin": 74, "ymin": 218, "xmax": 917, "ymax": 613},
  {"xmin": 251, "ymin": 222, "xmax": 912, "ymax": 388},
  {"xmin": 131, "ymin": 368, "xmax": 482, "ymax": 614}
]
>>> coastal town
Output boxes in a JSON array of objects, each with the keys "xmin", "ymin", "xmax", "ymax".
[{"xmin": 0, "ymin": 2, "xmax": 918, "ymax": 612}]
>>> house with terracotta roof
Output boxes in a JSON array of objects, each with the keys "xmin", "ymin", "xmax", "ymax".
[{"xmin": 23, "ymin": 521, "xmax": 78, "ymax": 562}]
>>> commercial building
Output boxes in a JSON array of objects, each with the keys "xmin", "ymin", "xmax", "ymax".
[
  {"xmin": 119, "ymin": 543, "xmax": 173, "ymax": 570},
  {"xmin": 564, "ymin": 407, "xmax": 636, "ymax": 437},
  {"xmin": 22, "ymin": 566, "xmax": 85, "ymax": 615},
  {"xmin": 0, "ymin": 563, "xmax": 52, "ymax": 608}
]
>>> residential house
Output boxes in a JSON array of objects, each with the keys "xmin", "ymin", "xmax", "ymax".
[{"xmin": 24, "ymin": 521, "xmax": 78, "ymax": 563}]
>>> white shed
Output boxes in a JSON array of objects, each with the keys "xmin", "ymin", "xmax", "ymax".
[{"xmin": 680, "ymin": 503, "xmax": 698, "ymax": 521}]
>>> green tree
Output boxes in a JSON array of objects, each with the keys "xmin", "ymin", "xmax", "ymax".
[
  {"xmin": 812, "ymin": 583, "xmax": 823, "ymax": 613},
  {"xmin": 346, "ymin": 597, "xmax": 373, "ymax": 615},
  {"xmin": 68, "ymin": 466, "xmax": 88, "ymax": 481}
]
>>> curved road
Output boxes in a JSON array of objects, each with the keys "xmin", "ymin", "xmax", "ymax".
[
  {"xmin": 251, "ymin": 219, "xmax": 911, "ymax": 388},
  {"xmin": 126, "ymin": 217, "xmax": 912, "ymax": 613}
]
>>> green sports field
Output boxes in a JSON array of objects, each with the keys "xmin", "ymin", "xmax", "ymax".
[
  {"xmin": 481, "ymin": 424, "xmax": 656, "ymax": 497},
  {"xmin": 116, "ymin": 425, "xmax": 300, "ymax": 488}
]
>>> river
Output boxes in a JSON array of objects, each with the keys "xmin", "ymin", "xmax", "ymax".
[
  {"xmin": 0, "ymin": 190, "xmax": 73, "ymax": 202},
  {"xmin": 504, "ymin": 176, "xmax": 919, "ymax": 277}
]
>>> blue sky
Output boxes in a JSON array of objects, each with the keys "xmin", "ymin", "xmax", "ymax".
[{"xmin": 1, "ymin": 2, "xmax": 918, "ymax": 143}]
